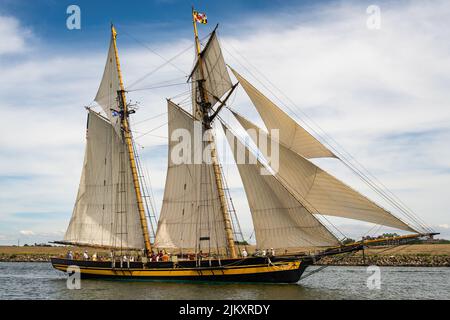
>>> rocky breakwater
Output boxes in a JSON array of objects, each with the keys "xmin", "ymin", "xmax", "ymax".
[
  {"xmin": 0, "ymin": 253, "xmax": 53, "ymax": 262},
  {"xmin": 316, "ymin": 254, "xmax": 450, "ymax": 267}
]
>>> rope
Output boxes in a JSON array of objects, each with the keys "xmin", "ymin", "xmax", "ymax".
[
  {"xmin": 300, "ymin": 250, "xmax": 357, "ymax": 281},
  {"xmin": 129, "ymin": 81, "xmax": 191, "ymax": 92},
  {"xmin": 135, "ymin": 122, "xmax": 168, "ymax": 140},
  {"xmin": 132, "ymin": 112, "xmax": 167, "ymax": 126}
]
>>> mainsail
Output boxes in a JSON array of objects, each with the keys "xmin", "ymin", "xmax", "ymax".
[
  {"xmin": 95, "ymin": 31, "xmax": 122, "ymax": 135},
  {"xmin": 154, "ymin": 101, "xmax": 229, "ymax": 252},
  {"xmin": 223, "ymin": 124, "xmax": 340, "ymax": 249},
  {"xmin": 230, "ymin": 68, "xmax": 335, "ymax": 159},
  {"xmin": 63, "ymin": 111, "xmax": 146, "ymax": 249},
  {"xmin": 191, "ymin": 30, "xmax": 233, "ymax": 119},
  {"xmin": 232, "ymin": 111, "xmax": 416, "ymax": 233}
]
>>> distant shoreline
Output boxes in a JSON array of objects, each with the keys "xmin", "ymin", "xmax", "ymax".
[{"xmin": 1, "ymin": 244, "xmax": 449, "ymax": 267}]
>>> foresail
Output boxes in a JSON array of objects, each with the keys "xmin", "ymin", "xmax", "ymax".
[
  {"xmin": 63, "ymin": 111, "xmax": 145, "ymax": 249},
  {"xmin": 154, "ymin": 101, "xmax": 229, "ymax": 251},
  {"xmin": 232, "ymin": 112, "xmax": 417, "ymax": 233},
  {"xmin": 95, "ymin": 35, "xmax": 122, "ymax": 135},
  {"xmin": 222, "ymin": 123, "xmax": 340, "ymax": 249},
  {"xmin": 230, "ymin": 68, "xmax": 335, "ymax": 159},
  {"xmin": 191, "ymin": 31, "xmax": 233, "ymax": 119}
]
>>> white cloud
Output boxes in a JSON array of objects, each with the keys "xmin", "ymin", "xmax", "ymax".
[
  {"xmin": 0, "ymin": 15, "xmax": 30, "ymax": 55},
  {"xmin": 19, "ymin": 230, "xmax": 35, "ymax": 236},
  {"xmin": 438, "ymin": 224, "xmax": 449, "ymax": 229}
]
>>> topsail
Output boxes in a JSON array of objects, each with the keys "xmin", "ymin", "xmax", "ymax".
[
  {"xmin": 95, "ymin": 32, "xmax": 122, "ymax": 135},
  {"xmin": 191, "ymin": 30, "xmax": 233, "ymax": 120}
]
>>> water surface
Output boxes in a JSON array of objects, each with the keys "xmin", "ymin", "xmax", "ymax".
[{"xmin": 0, "ymin": 262, "xmax": 448, "ymax": 300}]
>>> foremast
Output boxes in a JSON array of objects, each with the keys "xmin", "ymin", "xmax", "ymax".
[
  {"xmin": 111, "ymin": 25, "xmax": 152, "ymax": 256},
  {"xmin": 191, "ymin": 9, "xmax": 237, "ymax": 258}
]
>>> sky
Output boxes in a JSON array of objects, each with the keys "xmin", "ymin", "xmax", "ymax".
[{"xmin": 0, "ymin": 0, "xmax": 449, "ymax": 245}]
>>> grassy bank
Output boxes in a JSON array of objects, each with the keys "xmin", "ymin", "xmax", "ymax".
[{"xmin": 0, "ymin": 246, "xmax": 110, "ymax": 262}]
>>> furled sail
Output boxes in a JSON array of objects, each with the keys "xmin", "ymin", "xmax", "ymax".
[
  {"xmin": 222, "ymin": 123, "xmax": 340, "ymax": 249},
  {"xmin": 154, "ymin": 100, "xmax": 229, "ymax": 252},
  {"xmin": 191, "ymin": 31, "xmax": 233, "ymax": 119},
  {"xmin": 230, "ymin": 68, "xmax": 335, "ymax": 159},
  {"xmin": 95, "ymin": 33, "xmax": 122, "ymax": 135},
  {"xmin": 63, "ymin": 111, "xmax": 146, "ymax": 249},
  {"xmin": 232, "ymin": 111, "xmax": 417, "ymax": 233}
]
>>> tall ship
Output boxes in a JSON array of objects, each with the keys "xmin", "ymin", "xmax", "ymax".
[{"xmin": 51, "ymin": 10, "xmax": 437, "ymax": 283}]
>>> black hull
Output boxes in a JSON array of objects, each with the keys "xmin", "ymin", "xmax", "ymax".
[{"xmin": 51, "ymin": 256, "xmax": 311, "ymax": 283}]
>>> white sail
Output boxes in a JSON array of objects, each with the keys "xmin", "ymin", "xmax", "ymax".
[
  {"xmin": 232, "ymin": 111, "xmax": 417, "ymax": 233},
  {"xmin": 223, "ymin": 124, "xmax": 340, "ymax": 249},
  {"xmin": 191, "ymin": 31, "xmax": 233, "ymax": 119},
  {"xmin": 154, "ymin": 101, "xmax": 229, "ymax": 252},
  {"xmin": 230, "ymin": 68, "xmax": 335, "ymax": 159},
  {"xmin": 63, "ymin": 111, "xmax": 145, "ymax": 249},
  {"xmin": 95, "ymin": 35, "xmax": 122, "ymax": 135}
]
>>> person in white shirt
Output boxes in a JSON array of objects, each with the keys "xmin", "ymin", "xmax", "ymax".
[
  {"xmin": 242, "ymin": 248, "xmax": 248, "ymax": 258},
  {"xmin": 83, "ymin": 251, "xmax": 89, "ymax": 260},
  {"xmin": 262, "ymin": 249, "xmax": 266, "ymax": 256},
  {"xmin": 270, "ymin": 248, "xmax": 275, "ymax": 257}
]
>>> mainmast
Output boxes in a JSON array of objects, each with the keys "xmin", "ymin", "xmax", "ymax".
[
  {"xmin": 191, "ymin": 9, "xmax": 237, "ymax": 258},
  {"xmin": 111, "ymin": 25, "xmax": 152, "ymax": 256}
]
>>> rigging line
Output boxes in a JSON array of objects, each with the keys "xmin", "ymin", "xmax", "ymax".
[
  {"xmin": 137, "ymin": 134, "xmax": 167, "ymax": 140},
  {"xmin": 135, "ymin": 122, "xmax": 168, "ymax": 140},
  {"xmin": 133, "ymin": 142, "xmax": 158, "ymax": 240},
  {"xmin": 177, "ymin": 95, "xmax": 193, "ymax": 107},
  {"xmin": 361, "ymin": 223, "xmax": 383, "ymax": 239},
  {"xmin": 170, "ymin": 89, "xmax": 192, "ymax": 100},
  {"xmin": 121, "ymin": 28, "xmax": 211, "ymax": 90},
  {"xmin": 218, "ymin": 115, "xmax": 348, "ymax": 243},
  {"xmin": 129, "ymin": 82, "xmax": 191, "ymax": 92},
  {"xmin": 132, "ymin": 112, "xmax": 167, "ymax": 126},
  {"xmin": 128, "ymin": 76, "xmax": 188, "ymax": 90},
  {"xmin": 222, "ymin": 44, "xmax": 431, "ymax": 233},
  {"xmin": 119, "ymin": 28, "xmax": 190, "ymax": 82},
  {"xmin": 339, "ymin": 160, "xmax": 432, "ymax": 233},
  {"xmin": 300, "ymin": 250, "xmax": 358, "ymax": 281}
]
